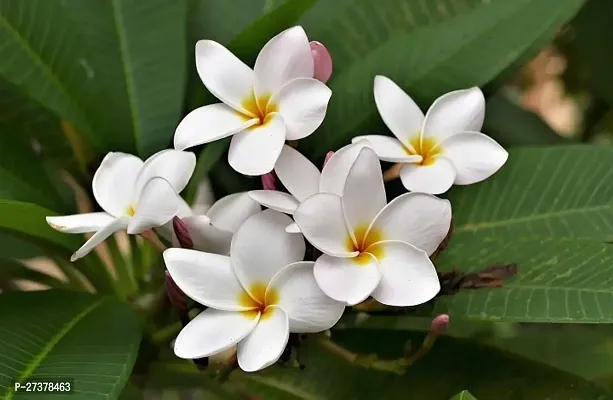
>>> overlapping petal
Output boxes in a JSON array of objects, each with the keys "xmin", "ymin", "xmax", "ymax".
[
  {"xmin": 248, "ymin": 190, "xmax": 299, "ymax": 214},
  {"xmin": 399, "ymin": 158, "xmax": 457, "ymax": 195},
  {"xmin": 351, "ymin": 135, "xmax": 422, "ymax": 163},
  {"xmin": 182, "ymin": 216, "xmax": 233, "ymax": 255},
  {"xmin": 319, "ymin": 140, "xmax": 372, "ymax": 196},
  {"xmin": 134, "ymin": 149, "xmax": 196, "ymax": 197},
  {"xmin": 127, "ymin": 177, "xmax": 180, "ymax": 234},
  {"xmin": 70, "ymin": 217, "xmax": 129, "ymax": 262},
  {"xmin": 207, "ymin": 192, "xmax": 262, "ymax": 234},
  {"xmin": 237, "ymin": 306, "xmax": 289, "ymax": 372},
  {"xmin": 274, "ymin": 145, "xmax": 320, "ymax": 202},
  {"xmin": 46, "ymin": 212, "xmax": 115, "ymax": 234},
  {"xmin": 92, "ymin": 152, "xmax": 143, "ymax": 217}
]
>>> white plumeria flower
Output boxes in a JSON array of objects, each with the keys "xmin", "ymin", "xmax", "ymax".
[
  {"xmin": 174, "ymin": 26, "xmax": 332, "ymax": 176},
  {"xmin": 164, "ymin": 210, "xmax": 345, "ymax": 372},
  {"xmin": 294, "ymin": 146, "xmax": 451, "ymax": 306},
  {"xmin": 47, "ymin": 150, "xmax": 196, "ymax": 261},
  {"xmin": 352, "ymin": 75, "xmax": 508, "ymax": 195},
  {"xmin": 248, "ymin": 140, "xmax": 386, "ymax": 233}
]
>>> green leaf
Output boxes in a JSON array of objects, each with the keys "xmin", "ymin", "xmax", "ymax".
[
  {"xmin": 450, "ymin": 391, "xmax": 477, "ymax": 400},
  {"xmin": 299, "ymin": 0, "xmax": 585, "ymax": 157},
  {"xmin": 0, "ymin": 0, "xmax": 188, "ymax": 157},
  {"xmin": 449, "ymin": 145, "xmax": 613, "ymax": 240},
  {"xmin": 0, "ymin": 290, "xmax": 140, "ymax": 399}
]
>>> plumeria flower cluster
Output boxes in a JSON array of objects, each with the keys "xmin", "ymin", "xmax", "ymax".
[{"xmin": 47, "ymin": 25, "xmax": 508, "ymax": 372}]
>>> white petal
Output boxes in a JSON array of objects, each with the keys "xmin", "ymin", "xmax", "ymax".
[
  {"xmin": 183, "ymin": 216, "xmax": 233, "ymax": 255},
  {"xmin": 231, "ymin": 210, "xmax": 305, "ymax": 292},
  {"xmin": 70, "ymin": 217, "xmax": 129, "ymax": 262},
  {"xmin": 192, "ymin": 176, "xmax": 216, "ymax": 215},
  {"xmin": 92, "ymin": 152, "xmax": 143, "ymax": 217},
  {"xmin": 342, "ymin": 147, "xmax": 386, "ymax": 242},
  {"xmin": 128, "ymin": 177, "xmax": 180, "ymax": 234},
  {"xmin": 248, "ymin": 190, "xmax": 299, "ymax": 214},
  {"xmin": 370, "ymin": 192, "xmax": 451, "ymax": 255},
  {"xmin": 374, "ymin": 75, "xmax": 424, "ymax": 146},
  {"xmin": 207, "ymin": 192, "xmax": 262, "ymax": 234},
  {"xmin": 163, "ymin": 248, "xmax": 250, "ymax": 311},
  {"xmin": 176, "ymin": 196, "xmax": 194, "ymax": 218},
  {"xmin": 254, "ymin": 26, "xmax": 313, "ymax": 98},
  {"xmin": 134, "ymin": 149, "xmax": 196, "ymax": 198},
  {"xmin": 440, "ymin": 131, "xmax": 508, "ymax": 185},
  {"xmin": 369, "ymin": 241, "xmax": 440, "ymax": 306},
  {"xmin": 285, "ymin": 222, "xmax": 301, "ymax": 233},
  {"xmin": 399, "ymin": 158, "xmax": 457, "ymax": 195},
  {"xmin": 175, "ymin": 308, "xmax": 259, "ymax": 359},
  {"xmin": 228, "ymin": 114, "xmax": 286, "ymax": 176},
  {"xmin": 237, "ymin": 306, "xmax": 289, "ymax": 372},
  {"xmin": 195, "ymin": 40, "xmax": 255, "ymax": 115},
  {"xmin": 422, "ymin": 87, "xmax": 485, "ymax": 144},
  {"xmin": 313, "ymin": 253, "xmax": 381, "ymax": 305},
  {"xmin": 351, "ymin": 135, "xmax": 422, "ymax": 163},
  {"xmin": 274, "ymin": 145, "xmax": 321, "ymax": 202},
  {"xmin": 293, "ymin": 193, "xmax": 357, "ymax": 258},
  {"xmin": 46, "ymin": 212, "xmax": 114, "ymax": 234},
  {"xmin": 319, "ymin": 140, "xmax": 373, "ymax": 196},
  {"xmin": 270, "ymin": 261, "xmax": 345, "ymax": 332},
  {"xmin": 174, "ymin": 104, "xmax": 257, "ymax": 150},
  {"xmin": 271, "ymin": 78, "xmax": 331, "ymax": 140}
]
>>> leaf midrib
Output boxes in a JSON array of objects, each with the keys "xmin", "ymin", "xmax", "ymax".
[{"xmin": 4, "ymin": 297, "xmax": 105, "ymax": 399}]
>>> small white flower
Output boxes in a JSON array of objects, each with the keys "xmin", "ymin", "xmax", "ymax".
[
  {"xmin": 47, "ymin": 150, "xmax": 196, "ymax": 261},
  {"xmin": 352, "ymin": 75, "xmax": 508, "ymax": 194},
  {"xmin": 294, "ymin": 145, "xmax": 451, "ymax": 306},
  {"xmin": 164, "ymin": 210, "xmax": 345, "ymax": 372},
  {"xmin": 174, "ymin": 26, "xmax": 332, "ymax": 176}
]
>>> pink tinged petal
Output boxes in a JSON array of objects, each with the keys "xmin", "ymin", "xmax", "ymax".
[
  {"xmin": 92, "ymin": 152, "xmax": 143, "ymax": 217},
  {"xmin": 274, "ymin": 145, "xmax": 321, "ymax": 201},
  {"xmin": 248, "ymin": 190, "xmax": 299, "ymax": 214},
  {"xmin": 370, "ymin": 192, "xmax": 451, "ymax": 256},
  {"xmin": 323, "ymin": 151, "xmax": 335, "ymax": 167},
  {"xmin": 271, "ymin": 77, "xmax": 331, "ymax": 141},
  {"xmin": 163, "ymin": 248, "xmax": 251, "ymax": 311},
  {"xmin": 174, "ymin": 104, "xmax": 257, "ymax": 151},
  {"xmin": 261, "ymin": 171, "xmax": 278, "ymax": 190},
  {"xmin": 231, "ymin": 210, "xmax": 305, "ymax": 292},
  {"xmin": 182, "ymin": 216, "xmax": 233, "ymax": 255},
  {"xmin": 342, "ymin": 147, "xmax": 387, "ymax": 238},
  {"xmin": 195, "ymin": 40, "xmax": 255, "ymax": 115},
  {"xmin": 440, "ymin": 131, "xmax": 508, "ymax": 185},
  {"xmin": 270, "ymin": 261, "xmax": 345, "ymax": 332},
  {"xmin": 165, "ymin": 271, "xmax": 188, "ymax": 314},
  {"xmin": 293, "ymin": 193, "xmax": 358, "ymax": 258},
  {"xmin": 174, "ymin": 308, "xmax": 259, "ymax": 359},
  {"xmin": 351, "ymin": 135, "xmax": 422, "ymax": 163},
  {"xmin": 237, "ymin": 306, "xmax": 290, "ymax": 372},
  {"xmin": 369, "ymin": 240, "xmax": 440, "ymax": 306},
  {"xmin": 128, "ymin": 177, "xmax": 180, "ymax": 234},
  {"xmin": 173, "ymin": 216, "xmax": 193, "ymax": 249},
  {"xmin": 228, "ymin": 114, "xmax": 286, "ymax": 176},
  {"xmin": 70, "ymin": 217, "xmax": 129, "ymax": 262},
  {"xmin": 207, "ymin": 192, "xmax": 262, "ymax": 234},
  {"xmin": 319, "ymin": 140, "xmax": 373, "ymax": 196},
  {"xmin": 373, "ymin": 75, "xmax": 424, "ymax": 146},
  {"xmin": 46, "ymin": 212, "xmax": 114, "ymax": 234},
  {"xmin": 285, "ymin": 222, "xmax": 301, "ymax": 233},
  {"xmin": 399, "ymin": 157, "xmax": 457, "ymax": 195},
  {"xmin": 134, "ymin": 149, "xmax": 196, "ymax": 198},
  {"xmin": 422, "ymin": 87, "xmax": 485, "ymax": 144},
  {"xmin": 313, "ymin": 253, "xmax": 381, "ymax": 305},
  {"xmin": 254, "ymin": 26, "xmax": 313, "ymax": 98},
  {"xmin": 310, "ymin": 41, "xmax": 333, "ymax": 83}
]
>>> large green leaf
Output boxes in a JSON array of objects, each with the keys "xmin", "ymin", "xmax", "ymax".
[
  {"xmin": 450, "ymin": 391, "xmax": 477, "ymax": 400},
  {"xmin": 0, "ymin": 290, "xmax": 140, "ymax": 399},
  {"xmin": 0, "ymin": 0, "xmax": 187, "ymax": 157},
  {"xmin": 449, "ymin": 145, "xmax": 613, "ymax": 240},
  {"xmin": 299, "ymin": 0, "xmax": 585, "ymax": 157}
]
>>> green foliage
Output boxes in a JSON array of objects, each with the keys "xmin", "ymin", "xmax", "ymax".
[
  {"xmin": 0, "ymin": 290, "xmax": 140, "ymax": 399},
  {"xmin": 450, "ymin": 391, "xmax": 477, "ymax": 400}
]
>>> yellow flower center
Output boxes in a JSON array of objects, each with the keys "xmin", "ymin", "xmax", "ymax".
[
  {"xmin": 406, "ymin": 134, "xmax": 443, "ymax": 166},
  {"xmin": 239, "ymin": 92, "xmax": 278, "ymax": 129},
  {"xmin": 345, "ymin": 223, "xmax": 385, "ymax": 266},
  {"xmin": 238, "ymin": 282, "xmax": 279, "ymax": 320},
  {"xmin": 126, "ymin": 205, "xmax": 136, "ymax": 216}
]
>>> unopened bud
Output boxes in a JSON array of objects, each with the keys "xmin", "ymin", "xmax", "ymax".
[
  {"xmin": 261, "ymin": 171, "xmax": 278, "ymax": 191},
  {"xmin": 430, "ymin": 314, "xmax": 450, "ymax": 336},
  {"xmin": 172, "ymin": 216, "xmax": 193, "ymax": 249},
  {"xmin": 310, "ymin": 41, "xmax": 333, "ymax": 83},
  {"xmin": 165, "ymin": 271, "xmax": 188, "ymax": 316},
  {"xmin": 323, "ymin": 151, "xmax": 335, "ymax": 167}
]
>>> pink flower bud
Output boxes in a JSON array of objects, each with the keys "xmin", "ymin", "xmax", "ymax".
[
  {"xmin": 430, "ymin": 314, "xmax": 450, "ymax": 336},
  {"xmin": 323, "ymin": 151, "xmax": 335, "ymax": 167},
  {"xmin": 261, "ymin": 171, "xmax": 278, "ymax": 190},
  {"xmin": 310, "ymin": 41, "xmax": 333, "ymax": 83},
  {"xmin": 165, "ymin": 271, "xmax": 187, "ymax": 315},
  {"xmin": 172, "ymin": 216, "xmax": 193, "ymax": 249}
]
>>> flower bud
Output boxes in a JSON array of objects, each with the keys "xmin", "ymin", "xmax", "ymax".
[
  {"xmin": 323, "ymin": 151, "xmax": 335, "ymax": 167},
  {"xmin": 261, "ymin": 171, "xmax": 278, "ymax": 190},
  {"xmin": 172, "ymin": 216, "xmax": 193, "ymax": 249},
  {"xmin": 430, "ymin": 314, "xmax": 450, "ymax": 336},
  {"xmin": 165, "ymin": 271, "xmax": 188, "ymax": 316},
  {"xmin": 310, "ymin": 41, "xmax": 333, "ymax": 83}
]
